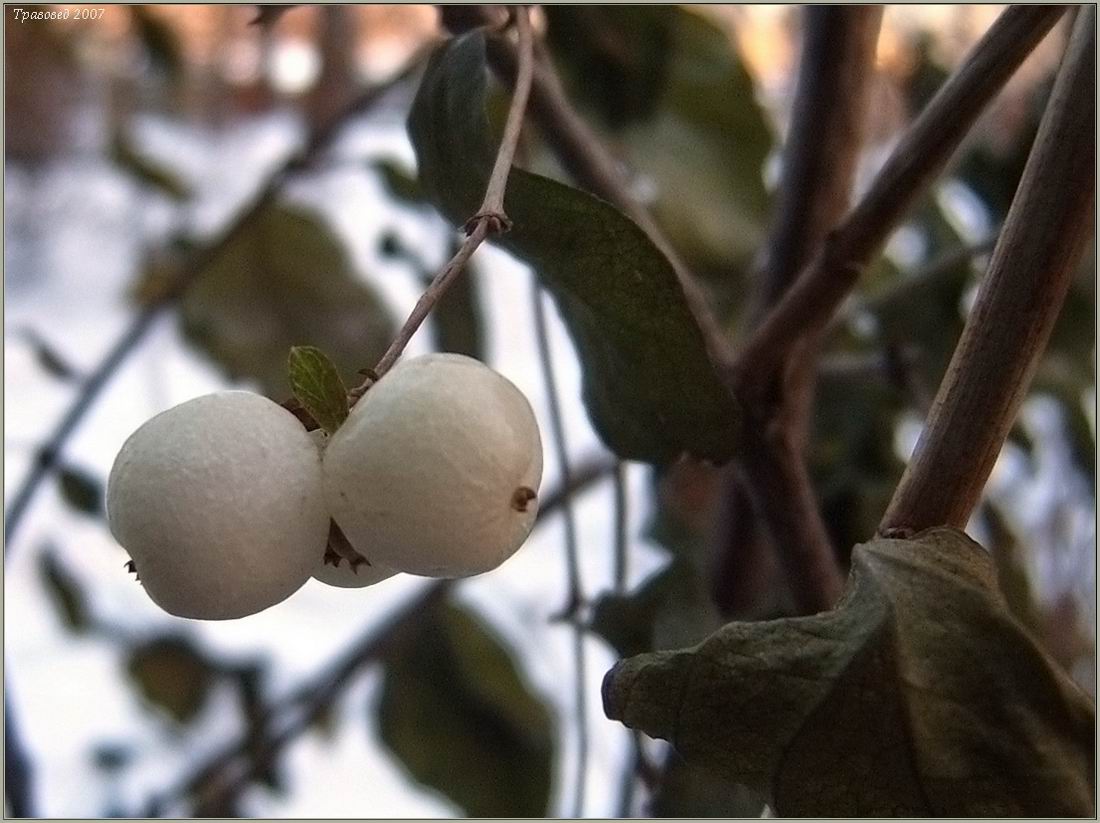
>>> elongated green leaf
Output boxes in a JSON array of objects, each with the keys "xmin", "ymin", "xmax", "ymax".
[
  {"xmin": 287, "ymin": 346, "xmax": 348, "ymax": 434},
  {"xmin": 378, "ymin": 600, "xmax": 554, "ymax": 817},
  {"xmin": 408, "ymin": 33, "xmax": 741, "ymax": 464},
  {"xmin": 166, "ymin": 203, "xmax": 394, "ymax": 398},
  {"xmin": 603, "ymin": 528, "xmax": 1095, "ymax": 816}
]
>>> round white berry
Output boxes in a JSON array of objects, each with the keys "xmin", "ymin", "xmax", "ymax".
[
  {"xmin": 322, "ymin": 353, "xmax": 543, "ymax": 578},
  {"xmin": 107, "ymin": 391, "xmax": 329, "ymax": 619}
]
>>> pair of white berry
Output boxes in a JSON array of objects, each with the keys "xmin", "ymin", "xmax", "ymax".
[{"xmin": 106, "ymin": 354, "xmax": 543, "ymax": 620}]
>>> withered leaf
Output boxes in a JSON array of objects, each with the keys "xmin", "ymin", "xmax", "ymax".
[{"xmin": 602, "ymin": 527, "xmax": 1095, "ymax": 816}]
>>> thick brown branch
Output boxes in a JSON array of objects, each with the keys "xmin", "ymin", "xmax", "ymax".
[
  {"xmin": 881, "ymin": 8, "xmax": 1095, "ymax": 533},
  {"xmin": 736, "ymin": 5, "xmax": 1070, "ymax": 379},
  {"xmin": 724, "ymin": 8, "xmax": 882, "ymax": 615}
]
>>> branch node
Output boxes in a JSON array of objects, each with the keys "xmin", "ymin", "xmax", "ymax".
[{"xmin": 465, "ymin": 210, "xmax": 513, "ymax": 236}]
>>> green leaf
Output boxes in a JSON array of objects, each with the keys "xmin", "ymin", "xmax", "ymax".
[
  {"xmin": 109, "ymin": 129, "xmax": 192, "ymax": 202},
  {"xmin": 37, "ymin": 548, "xmax": 91, "ymax": 633},
  {"xmin": 287, "ymin": 345, "xmax": 348, "ymax": 435},
  {"xmin": 125, "ymin": 635, "xmax": 215, "ymax": 725},
  {"xmin": 57, "ymin": 465, "xmax": 104, "ymax": 517},
  {"xmin": 408, "ymin": 33, "xmax": 741, "ymax": 464},
  {"xmin": 378, "ymin": 600, "xmax": 554, "ymax": 817},
  {"xmin": 165, "ymin": 203, "xmax": 395, "ymax": 398},
  {"xmin": 603, "ymin": 528, "xmax": 1095, "ymax": 816}
]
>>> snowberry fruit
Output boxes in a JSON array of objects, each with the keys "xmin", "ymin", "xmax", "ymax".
[
  {"xmin": 306, "ymin": 430, "xmax": 399, "ymax": 589},
  {"xmin": 107, "ymin": 391, "xmax": 330, "ymax": 620},
  {"xmin": 322, "ymin": 353, "xmax": 543, "ymax": 578}
]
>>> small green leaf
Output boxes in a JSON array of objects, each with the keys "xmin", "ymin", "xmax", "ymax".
[
  {"xmin": 37, "ymin": 548, "xmax": 91, "ymax": 633},
  {"xmin": 408, "ymin": 33, "xmax": 741, "ymax": 464},
  {"xmin": 125, "ymin": 635, "xmax": 215, "ymax": 725},
  {"xmin": 603, "ymin": 528, "xmax": 1095, "ymax": 816},
  {"xmin": 378, "ymin": 600, "xmax": 555, "ymax": 817},
  {"xmin": 287, "ymin": 346, "xmax": 348, "ymax": 435},
  {"xmin": 57, "ymin": 465, "xmax": 104, "ymax": 517},
  {"xmin": 109, "ymin": 129, "xmax": 192, "ymax": 202}
]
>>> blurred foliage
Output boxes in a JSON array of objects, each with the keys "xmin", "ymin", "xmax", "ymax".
[
  {"xmin": 14, "ymin": 328, "xmax": 81, "ymax": 381},
  {"xmin": 544, "ymin": 7, "xmax": 773, "ymax": 296},
  {"xmin": 141, "ymin": 203, "xmax": 395, "ymax": 399},
  {"xmin": 409, "ymin": 31, "xmax": 742, "ymax": 464},
  {"xmin": 57, "ymin": 465, "xmax": 105, "ymax": 518},
  {"xmin": 125, "ymin": 635, "xmax": 216, "ymax": 725},
  {"xmin": 128, "ymin": 7, "xmax": 184, "ymax": 88},
  {"xmin": 378, "ymin": 599, "xmax": 555, "ymax": 817},
  {"xmin": 371, "ymin": 158, "xmax": 425, "ymax": 205},
  {"xmin": 37, "ymin": 547, "xmax": 93, "ymax": 634},
  {"xmin": 109, "ymin": 128, "xmax": 193, "ymax": 202}
]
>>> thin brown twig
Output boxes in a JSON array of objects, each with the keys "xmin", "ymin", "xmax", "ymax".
[
  {"xmin": 449, "ymin": 7, "xmax": 735, "ymax": 370},
  {"xmin": 881, "ymin": 7, "xmax": 1095, "ymax": 534},
  {"xmin": 3, "ymin": 50, "xmax": 431, "ymax": 549},
  {"xmin": 140, "ymin": 458, "xmax": 616, "ymax": 816},
  {"xmin": 735, "ymin": 5, "xmax": 1069, "ymax": 380},
  {"xmin": 352, "ymin": 7, "xmax": 535, "ymax": 394}
]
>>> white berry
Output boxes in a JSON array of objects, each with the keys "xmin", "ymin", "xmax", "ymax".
[
  {"xmin": 322, "ymin": 353, "xmax": 543, "ymax": 578},
  {"xmin": 306, "ymin": 430, "xmax": 399, "ymax": 589},
  {"xmin": 107, "ymin": 391, "xmax": 330, "ymax": 619}
]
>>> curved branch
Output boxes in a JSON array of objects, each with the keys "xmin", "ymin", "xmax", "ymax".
[{"xmin": 881, "ymin": 7, "xmax": 1095, "ymax": 533}]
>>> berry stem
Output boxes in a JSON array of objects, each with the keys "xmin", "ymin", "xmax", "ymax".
[{"xmin": 352, "ymin": 6, "xmax": 535, "ymax": 399}]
